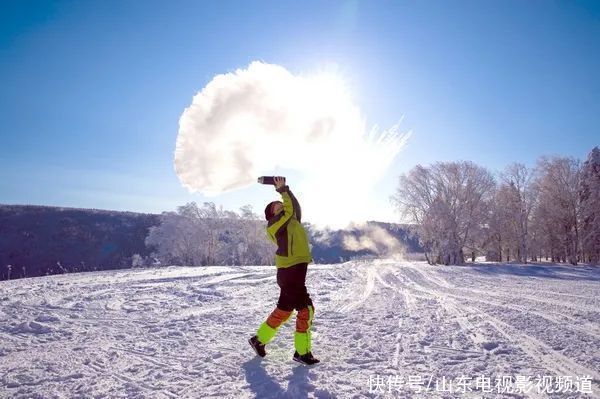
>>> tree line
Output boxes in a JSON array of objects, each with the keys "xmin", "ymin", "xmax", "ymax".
[
  {"xmin": 144, "ymin": 205, "xmax": 422, "ymax": 268},
  {"xmin": 145, "ymin": 202, "xmax": 274, "ymax": 266},
  {"xmin": 0, "ymin": 204, "xmax": 419, "ymax": 280},
  {"xmin": 392, "ymin": 147, "xmax": 599, "ymax": 265}
]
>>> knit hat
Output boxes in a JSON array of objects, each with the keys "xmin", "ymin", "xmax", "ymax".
[{"xmin": 264, "ymin": 201, "xmax": 279, "ymax": 221}]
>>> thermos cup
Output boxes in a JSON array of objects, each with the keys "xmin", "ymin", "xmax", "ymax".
[{"xmin": 257, "ymin": 176, "xmax": 286, "ymax": 185}]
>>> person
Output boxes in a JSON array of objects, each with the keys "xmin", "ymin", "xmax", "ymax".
[{"xmin": 248, "ymin": 177, "xmax": 320, "ymax": 365}]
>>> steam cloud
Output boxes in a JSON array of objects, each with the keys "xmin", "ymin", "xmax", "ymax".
[
  {"xmin": 342, "ymin": 223, "xmax": 406, "ymax": 259},
  {"xmin": 175, "ymin": 61, "xmax": 410, "ymax": 227},
  {"xmin": 311, "ymin": 222, "xmax": 406, "ymax": 259}
]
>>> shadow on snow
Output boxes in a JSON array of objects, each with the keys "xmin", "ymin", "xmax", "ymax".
[
  {"xmin": 447, "ymin": 263, "xmax": 600, "ymax": 282},
  {"xmin": 242, "ymin": 357, "xmax": 334, "ymax": 398}
]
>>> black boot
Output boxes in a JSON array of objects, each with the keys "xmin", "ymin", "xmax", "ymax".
[
  {"xmin": 248, "ymin": 336, "xmax": 266, "ymax": 357},
  {"xmin": 293, "ymin": 351, "xmax": 320, "ymax": 365}
]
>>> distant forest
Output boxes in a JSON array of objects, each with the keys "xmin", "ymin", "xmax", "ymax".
[
  {"xmin": 0, "ymin": 205, "xmax": 421, "ymax": 281},
  {"xmin": 0, "ymin": 205, "xmax": 159, "ymax": 280}
]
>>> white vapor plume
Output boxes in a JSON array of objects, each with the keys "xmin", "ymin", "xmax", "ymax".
[
  {"xmin": 342, "ymin": 223, "xmax": 406, "ymax": 259},
  {"xmin": 175, "ymin": 61, "xmax": 411, "ymax": 228}
]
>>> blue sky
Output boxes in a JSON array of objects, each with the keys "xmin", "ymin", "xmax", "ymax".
[{"xmin": 1, "ymin": 0, "xmax": 598, "ymax": 223}]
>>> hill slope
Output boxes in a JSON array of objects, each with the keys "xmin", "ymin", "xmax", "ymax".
[{"xmin": 0, "ymin": 205, "xmax": 159, "ymax": 279}]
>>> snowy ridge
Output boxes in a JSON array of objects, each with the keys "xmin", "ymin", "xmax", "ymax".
[{"xmin": 0, "ymin": 261, "xmax": 599, "ymax": 398}]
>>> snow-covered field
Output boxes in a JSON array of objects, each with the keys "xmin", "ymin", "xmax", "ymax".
[{"xmin": 1, "ymin": 260, "xmax": 599, "ymax": 398}]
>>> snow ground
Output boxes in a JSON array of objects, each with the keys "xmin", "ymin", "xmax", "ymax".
[{"xmin": 0, "ymin": 260, "xmax": 599, "ymax": 398}]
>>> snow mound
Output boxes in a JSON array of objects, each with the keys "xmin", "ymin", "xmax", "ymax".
[{"xmin": 12, "ymin": 321, "xmax": 52, "ymax": 334}]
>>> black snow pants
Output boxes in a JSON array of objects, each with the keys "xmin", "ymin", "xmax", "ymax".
[{"xmin": 276, "ymin": 262, "xmax": 313, "ymax": 312}]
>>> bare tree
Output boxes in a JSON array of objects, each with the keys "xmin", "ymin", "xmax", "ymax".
[
  {"xmin": 131, "ymin": 254, "xmax": 144, "ymax": 268},
  {"xmin": 145, "ymin": 211, "xmax": 204, "ymax": 265},
  {"xmin": 177, "ymin": 202, "xmax": 223, "ymax": 265},
  {"xmin": 392, "ymin": 161, "xmax": 495, "ymax": 265},
  {"xmin": 580, "ymin": 147, "xmax": 600, "ymax": 264},
  {"xmin": 487, "ymin": 183, "xmax": 519, "ymax": 262},
  {"xmin": 493, "ymin": 163, "xmax": 538, "ymax": 262},
  {"xmin": 146, "ymin": 202, "xmax": 273, "ymax": 266},
  {"xmin": 532, "ymin": 156, "xmax": 582, "ymax": 264},
  {"xmin": 236, "ymin": 205, "xmax": 273, "ymax": 265}
]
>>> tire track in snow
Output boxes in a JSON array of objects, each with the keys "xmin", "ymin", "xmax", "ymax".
[
  {"xmin": 394, "ymin": 263, "xmax": 600, "ymax": 384},
  {"xmin": 404, "ymin": 264, "xmax": 600, "ymax": 340},
  {"xmin": 373, "ymin": 272, "xmax": 411, "ymax": 368},
  {"xmin": 383, "ymin": 266, "xmax": 562, "ymax": 399},
  {"xmin": 336, "ymin": 265, "xmax": 421, "ymax": 372},
  {"xmin": 378, "ymin": 268, "xmax": 467, "ymax": 373},
  {"xmin": 339, "ymin": 266, "xmax": 376, "ymax": 313},
  {"xmin": 460, "ymin": 301, "xmax": 600, "ymax": 381},
  {"xmin": 384, "ymin": 269, "xmax": 488, "ymax": 352},
  {"xmin": 534, "ymin": 289, "xmax": 597, "ymax": 301},
  {"xmin": 437, "ymin": 298, "xmax": 487, "ymax": 347},
  {"xmin": 201, "ymin": 272, "xmax": 262, "ymax": 286}
]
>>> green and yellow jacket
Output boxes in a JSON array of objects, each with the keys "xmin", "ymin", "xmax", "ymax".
[{"xmin": 266, "ymin": 186, "xmax": 313, "ymax": 268}]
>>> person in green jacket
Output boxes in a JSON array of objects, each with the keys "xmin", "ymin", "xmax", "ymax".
[{"xmin": 248, "ymin": 177, "xmax": 320, "ymax": 365}]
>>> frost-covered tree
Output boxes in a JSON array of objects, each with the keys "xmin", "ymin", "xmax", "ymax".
[
  {"xmin": 532, "ymin": 156, "xmax": 582, "ymax": 264},
  {"xmin": 235, "ymin": 205, "xmax": 273, "ymax": 265},
  {"xmin": 580, "ymin": 147, "xmax": 600, "ymax": 263},
  {"xmin": 392, "ymin": 161, "xmax": 495, "ymax": 265},
  {"xmin": 177, "ymin": 202, "xmax": 224, "ymax": 265},
  {"xmin": 486, "ymin": 183, "xmax": 519, "ymax": 262},
  {"xmin": 145, "ymin": 210, "xmax": 204, "ymax": 265},
  {"xmin": 131, "ymin": 254, "xmax": 144, "ymax": 268},
  {"xmin": 488, "ymin": 163, "xmax": 537, "ymax": 262},
  {"xmin": 146, "ymin": 202, "xmax": 273, "ymax": 266}
]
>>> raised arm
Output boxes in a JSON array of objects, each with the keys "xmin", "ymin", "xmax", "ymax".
[
  {"xmin": 266, "ymin": 183, "xmax": 294, "ymax": 240},
  {"xmin": 273, "ymin": 177, "xmax": 301, "ymax": 222},
  {"xmin": 288, "ymin": 189, "xmax": 302, "ymax": 223}
]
